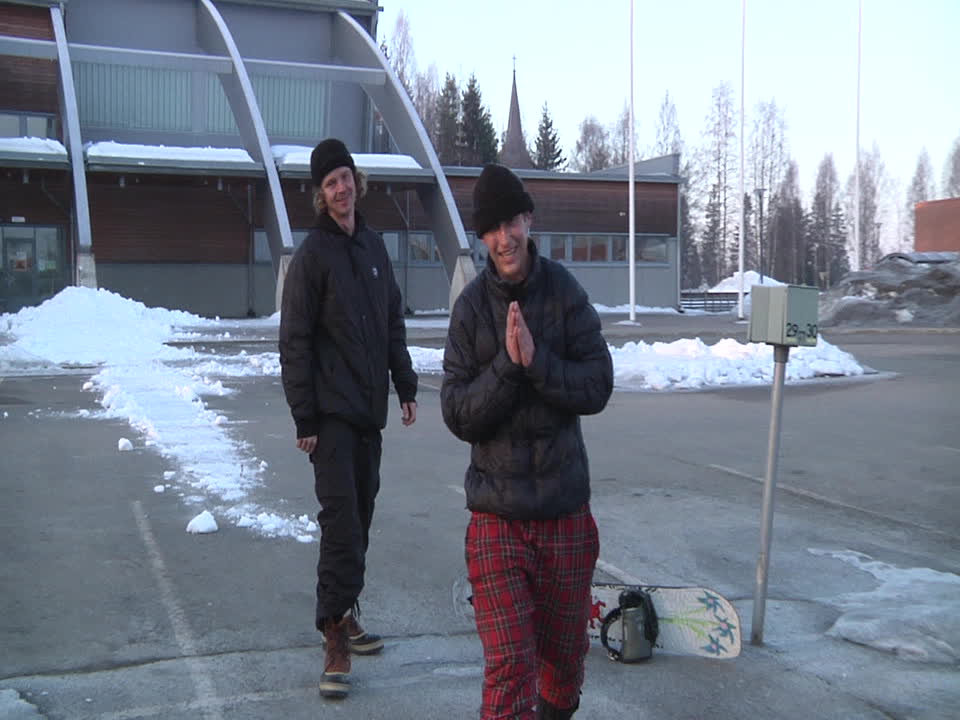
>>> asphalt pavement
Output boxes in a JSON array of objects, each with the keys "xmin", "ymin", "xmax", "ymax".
[{"xmin": 1, "ymin": 313, "xmax": 958, "ymax": 719}]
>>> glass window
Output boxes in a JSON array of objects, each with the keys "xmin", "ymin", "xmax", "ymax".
[
  {"xmin": 589, "ymin": 236, "xmax": 609, "ymax": 262},
  {"xmin": 571, "ymin": 235, "xmax": 589, "ymax": 262},
  {"xmin": 0, "ymin": 114, "xmax": 20, "ymax": 137},
  {"xmin": 408, "ymin": 232, "xmax": 432, "ymax": 262},
  {"xmin": 25, "ymin": 116, "xmax": 48, "ymax": 138},
  {"xmin": 637, "ymin": 236, "xmax": 669, "ymax": 263},
  {"xmin": 550, "ymin": 235, "xmax": 567, "ymax": 261},
  {"xmin": 253, "ymin": 231, "xmax": 270, "ymax": 263},
  {"xmin": 474, "ymin": 236, "xmax": 489, "ymax": 263},
  {"xmin": 35, "ymin": 228, "xmax": 60, "ymax": 273},
  {"xmin": 381, "ymin": 232, "xmax": 400, "ymax": 262},
  {"xmin": 611, "ymin": 236, "xmax": 627, "ymax": 262}
]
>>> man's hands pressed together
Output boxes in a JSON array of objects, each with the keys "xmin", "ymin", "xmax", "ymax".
[{"xmin": 506, "ymin": 301, "xmax": 536, "ymax": 368}]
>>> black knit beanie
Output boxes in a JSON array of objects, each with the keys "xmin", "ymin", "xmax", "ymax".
[
  {"xmin": 472, "ymin": 164, "xmax": 535, "ymax": 238},
  {"xmin": 310, "ymin": 138, "xmax": 356, "ymax": 186}
]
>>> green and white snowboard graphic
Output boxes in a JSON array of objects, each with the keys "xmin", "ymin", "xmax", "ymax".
[{"xmin": 590, "ymin": 583, "xmax": 741, "ymax": 659}]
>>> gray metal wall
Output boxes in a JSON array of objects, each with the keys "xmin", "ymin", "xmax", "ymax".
[{"xmin": 63, "ymin": 0, "xmax": 364, "ymax": 150}]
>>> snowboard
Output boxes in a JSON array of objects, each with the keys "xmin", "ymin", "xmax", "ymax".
[{"xmin": 590, "ymin": 583, "xmax": 741, "ymax": 659}]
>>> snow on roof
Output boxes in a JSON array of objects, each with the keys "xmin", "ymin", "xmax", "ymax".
[
  {"xmin": 272, "ymin": 144, "xmax": 422, "ymax": 172},
  {"xmin": 0, "ymin": 137, "xmax": 68, "ymax": 156},
  {"xmin": 85, "ymin": 141, "xmax": 256, "ymax": 164}
]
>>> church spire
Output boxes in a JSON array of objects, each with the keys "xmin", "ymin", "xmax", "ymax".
[{"xmin": 498, "ymin": 62, "xmax": 534, "ymax": 169}]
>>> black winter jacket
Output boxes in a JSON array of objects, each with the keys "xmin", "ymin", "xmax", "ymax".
[
  {"xmin": 279, "ymin": 211, "xmax": 417, "ymax": 436},
  {"xmin": 441, "ymin": 243, "xmax": 613, "ymax": 520}
]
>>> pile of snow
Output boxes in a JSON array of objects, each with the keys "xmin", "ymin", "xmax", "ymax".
[
  {"xmin": 407, "ymin": 336, "xmax": 863, "ymax": 390},
  {"xmin": 811, "ymin": 549, "xmax": 960, "ymax": 664},
  {"xmin": 820, "ymin": 257, "xmax": 960, "ymax": 327},
  {"xmin": 186, "ymin": 510, "xmax": 218, "ymax": 534},
  {"xmin": 710, "ymin": 270, "xmax": 786, "ymax": 293},
  {"xmin": 0, "ymin": 286, "xmax": 210, "ymax": 370}
]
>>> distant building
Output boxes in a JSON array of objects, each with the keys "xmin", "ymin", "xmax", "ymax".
[
  {"xmin": 1, "ymin": 0, "xmax": 683, "ymax": 316},
  {"xmin": 915, "ymin": 197, "xmax": 960, "ymax": 253}
]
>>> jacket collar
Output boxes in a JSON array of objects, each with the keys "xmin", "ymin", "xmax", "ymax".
[
  {"xmin": 484, "ymin": 240, "xmax": 542, "ymax": 301},
  {"xmin": 316, "ymin": 210, "xmax": 366, "ymax": 242}
]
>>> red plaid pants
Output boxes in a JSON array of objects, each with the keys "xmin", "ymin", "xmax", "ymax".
[{"xmin": 466, "ymin": 504, "xmax": 599, "ymax": 720}]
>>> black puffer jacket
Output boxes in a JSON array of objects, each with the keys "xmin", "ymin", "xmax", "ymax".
[
  {"xmin": 441, "ymin": 243, "xmax": 613, "ymax": 520},
  {"xmin": 279, "ymin": 211, "xmax": 417, "ymax": 436}
]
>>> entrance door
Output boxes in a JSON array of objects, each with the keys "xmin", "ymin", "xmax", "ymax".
[{"xmin": 0, "ymin": 225, "xmax": 68, "ymax": 313}]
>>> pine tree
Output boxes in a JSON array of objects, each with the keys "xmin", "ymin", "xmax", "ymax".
[
  {"xmin": 943, "ymin": 135, "xmax": 960, "ymax": 198},
  {"xmin": 534, "ymin": 102, "xmax": 565, "ymax": 170},
  {"xmin": 905, "ymin": 149, "xmax": 935, "ymax": 247},
  {"xmin": 769, "ymin": 161, "xmax": 805, "ymax": 283},
  {"xmin": 434, "ymin": 73, "xmax": 460, "ymax": 166},
  {"xmin": 459, "ymin": 74, "xmax": 498, "ymax": 166},
  {"xmin": 846, "ymin": 143, "xmax": 887, "ymax": 268},
  {"xmin": 701, "ymin": 83, "xmax": 738, "ymax": 280},
  {"xmin": 700, "ymin": 185, "xmax": 722, "ymax": 287},
  {"xmin": 810, "ymin": 154, "xmax": 844, "ymax": 287}
]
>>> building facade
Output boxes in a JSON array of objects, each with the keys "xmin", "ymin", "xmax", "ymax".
[{"xmin": 1, "ymin": 0, "xmax": 681, "ymax": 316}]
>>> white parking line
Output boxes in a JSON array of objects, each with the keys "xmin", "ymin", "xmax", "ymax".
[
  {"xmin": 131, "ymin": 501, "xmax": 225, "ymax": 720},
  {"xmin": 594, "ymin": 559, "xmax": 643, "ymax": 585},
  {"xmin": 707, "ymin": 464, "xmax": 959, "ymax": 542}
]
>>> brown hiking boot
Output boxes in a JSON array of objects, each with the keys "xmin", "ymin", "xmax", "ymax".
[
  {"xmin": 344, "ymin": 613, "xmax": 384, "ymax": 655},
  {"xmin": 319, "ymin": 616, "xmax": 351, "ymax": 699}
]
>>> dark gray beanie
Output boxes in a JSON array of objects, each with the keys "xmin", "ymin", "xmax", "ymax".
[
  {"xmin": 472, "ymin": 164, "xmax": 535, "ymax": 238},
  {"xmin": 310, "ymin": 138, "xmax": 355, "ymax": 186}
]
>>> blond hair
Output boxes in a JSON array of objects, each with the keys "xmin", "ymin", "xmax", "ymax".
[{"xmin": 312, "ymin": 168, "xmax": 368, "ymax": 215}]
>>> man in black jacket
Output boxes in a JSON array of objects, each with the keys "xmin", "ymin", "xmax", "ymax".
[
  {"xmin": 279, "ymin": 138, "xmax": 418, "ymax": 700},
  {"xmin": 441, "ymin": 164, "xmax": 613, "ymax": 720}
]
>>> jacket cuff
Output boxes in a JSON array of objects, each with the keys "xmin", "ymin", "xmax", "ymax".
[
  {"xmin": 295, "ymin": 418, "xmax": 321, "ymax": 438},
  {"xmin": 524, "ymin": 342, "xmax": 550, "ymax": 385},
  {"xmin": 492, "ymin": 347, "xmax": 524, "ymax": 383}
]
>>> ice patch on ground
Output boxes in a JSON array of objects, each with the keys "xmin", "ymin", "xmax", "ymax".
[{"xmin": 811, "ymin": 549, "xmax": 960, "ymax": 664}]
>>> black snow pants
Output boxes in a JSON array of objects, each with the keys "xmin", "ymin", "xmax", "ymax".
[{"xmin": 311, "ymin": 415, "xmax": 382, "ymax": 629}]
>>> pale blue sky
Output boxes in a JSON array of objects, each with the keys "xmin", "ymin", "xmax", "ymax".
[{"xmin": 378, "ymin": 0, "xmax": 959, "ymax": 201}]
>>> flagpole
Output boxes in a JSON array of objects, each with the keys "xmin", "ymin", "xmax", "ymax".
[
  {"xmin": 737, "ymin": 0, "xmax": 746, "ymax": 319},
  {"xmin": 628, "ymin": 0, "xmax": 636, "ymax": 322}
]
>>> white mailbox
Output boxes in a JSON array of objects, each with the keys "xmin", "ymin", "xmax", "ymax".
[{"xmin": 748, "ymin": 285, "xmax": 819, "ymax": 347}]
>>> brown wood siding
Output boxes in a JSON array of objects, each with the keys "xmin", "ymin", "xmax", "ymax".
[
  {"xmin": 0, "ymin": 4, "xmax": 59, "ymax": 114},
  {"xmin": 444, "ymin": 176, "xmax": 678, "ymax": 235},
  {"xmin": 915, "ymin": 198, "xmax": 960, "ymax": 252},
  {"xmin": 0, "ymin": 3, "xmax": 54, "ymax": 39},
  {"xmin": 0, "ymin": 171, "xmax": 71, "ymax": 225},
  {"xmin": 88, "ymin": 176, "xmax": 251, "ymax": 263}
]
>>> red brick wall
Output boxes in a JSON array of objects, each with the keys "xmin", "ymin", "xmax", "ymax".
[
  {"xmin": 0, "ymin": 3, "xmax": 58, "ymax": 115},
  {"xmin": 915, "ymin": 198, "xmax": 960, "ymax": 252},
  {"xmin": 87, "ymin": 175, "xmax": 252, "ymax": 263}
]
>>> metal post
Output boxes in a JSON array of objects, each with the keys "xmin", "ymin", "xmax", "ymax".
[
  {"xmin": 751, "ymin": 343, "xmax": 790, "ymax": 645},
  {"xmin": 756, "ymin": 187, "xmax": 765, "ymax": 284},
  {"xmin": 737, "ymin": 0, "xmax": 746, "ymax": 320},
  {"xmin": 628, "ymin": 0, "xmax": 636, "ymax": 323}
]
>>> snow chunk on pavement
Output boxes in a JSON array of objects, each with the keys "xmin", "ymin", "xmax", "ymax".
[
  {"xmin": 0, "ymin": 689, "xmax": 43, "ymax": 718},
  {"xmin": 118, "ymin": 437, "xmax": 133, "ymax": 452},
  {"xmin": 811, "ymin": 549, "xmax": 960, "ymax": 663},
  {"xmin": 186, "ymin": 510, "xmax": 218, "ymax": 534}
]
